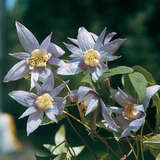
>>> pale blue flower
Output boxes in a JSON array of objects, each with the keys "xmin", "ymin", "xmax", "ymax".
[
  {"xmin": 57, "ymin": 27, "xmax": 125, "ymax": 82},
  {"xmin": 3, "ymin": 21, "xmax": 64, "ymax": 90},
  {"xmin": 9, "ymin": 75, "xmax": 68, "ymax": 135},
  {"xmin": 109, "ymin": 85, "xmax": 160, "ymax": 138}
]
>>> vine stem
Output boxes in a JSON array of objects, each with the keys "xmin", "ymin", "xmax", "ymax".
[
  {"xmin": 126, "ymin": 137, "xmax": 138, "ymax": 160},
  {"xmin": 63, "ymin": 111, "xmax": 120, "ymax": 159},
  {"xmin": 66, "ymin": 115, "xmax": 98, "ymax": 160},
  {"xmin": 140, "ymin": 123, "xmax": 145, "ymax": 160}
]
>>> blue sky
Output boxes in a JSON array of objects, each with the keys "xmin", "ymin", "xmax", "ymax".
[{"xmin": 5, "ymin": 0, "xmax": 17, "ymax": 10}]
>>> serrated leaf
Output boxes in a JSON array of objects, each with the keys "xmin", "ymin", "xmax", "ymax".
[
  {"xmin": 80, "ymin": 74, "xmax": 95, "ymax": 88},
  {"xmin": 129, "ymin": 72, "xmax": 148, "ymax": 103},
  {"xmin": 133, "ymin": 65, "xmax": 156, "ymax": 85},
  {"xmin": 100, "ymin": 66, "xmax": 133, "ymax": 80}
]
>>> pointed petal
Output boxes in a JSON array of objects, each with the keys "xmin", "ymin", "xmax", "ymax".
[
  {"xmin": 3, "ymin": 60, "xmax": 29, "ymax": 82},
  {"xmin": 143, "ymin": 85, "xmax": 160, "ymax": 110},
  {"xmin": 39, "ymin": 66, "xmax": 52, "ymax": 83},
  {"xmin": 27, "ymin": 112, "xmax": 43, "ymax": 136},
  {"xmin": 51, "ymin": 81, "xmax": 69, "ymax": 97},
  {"xmin": 34, "ymin": 81, "xmax": 41, "ymax": 93},
  {"xmin": 48, "ymin": 42, "xmax": 65, "ymax": 58},
  {"xmin": 19, "ymin": 106, "xmax": 37, "ymax": 119},
  {"xmin": 68, "ymin": 89, "xmax": 78, "ymax": 102},
  {"xmin": 78, "ymin": 86, "xmax": 94, "ymax": 103},
  {"xmin": 71, "ymin": 146, "xmax": 85, "ymax": 156},
  {"xmin": 110, "ymin": 87, "xmax": 136, "ymax": 107},
  {"xmin": 45, "ymin": 109, "xmax": 57, "ymax": 122},
  {"xmin": 104, "ymin": 32, "xmax": 117, "ymax": 44},
  {"xmin": 108, "ymin": 106, "xmax": 123, "ymax": 113},
  {"xmin": 15, "ymin": 21, "xmax": 39, "ymax": 53},
  {"xmin": 91, "ymin": 63, "xmax": 108, "ymax": 82},
  {"xmin": 90, "ymin": 32, "xmax": 98, "ymax": 41},
  {"xmin": 67, "ymin": 37, "xmax": 78, "ymax": 45},
  {"xmin": 94, "ymin": 27, "xmax": 106, "ymax": 50},
  {"xmin": 49, "ymin": 97, "xmax": 66, "ymax": 115},
  {"xmin": 55, "ymin": 125, "xmax": 66, "ymax": 145},
  {"xmin": 49, "ymin": 57, "xmax": 65, "ymax": 66},
  {"xmin": 85, "ymin": 97, "xmax": 99, "ymax": 116},
  {"xmin": 56, "ymin": 61, "xmax": 82, "ymax": 75},
  {"xmin": 31, "ymin": 71, "xmax": 39, "ymax": 90},
  {"xmin": 120, "ymin": 127, "xmax": 132, "ymax": 138},
  {"xmin": 100, "ymin": 38, "xmax": 126, "ymax": 55},
  {"xmin": 40, "ymin": 33, "xmax": 52, "ymax": 50},
  {"xmin": 40, "ymin": 74, "xmax": 54, "ymax": 93},
  {"xmin": 64, "ymin": 42, "xmax": 83, "ymax": 58},
  {"xmin": 9, "ymin": 91, "xmax": 36, "ymax": 107},
  {"xmin": 105, "ymin": 55, "xmax": 121, "ymax": 62},
  {"xmin": 77, "ymin": 27, "xmax": 95, "ymax": 52},
  {"xmin": 101, "ymin": 99, "xmax": 120, "ymax": 132},
  {"xmin": 9, "ymin": 52, "xmax": 30, "ymax": 60}
]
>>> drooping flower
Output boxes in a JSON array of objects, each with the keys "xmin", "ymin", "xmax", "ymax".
[
  {"xmin": 8, "ymin": 75, "xmax": 68, "ymax": 135},
  {"xmin": 57, "ymin": 27, "xmax": 125, "ymax": 82},
  {"xmin": 3, "ymin": 21, "xmax": 64, "ymax": 89},
  {"xmin": 109, "ymin": 85, "xmax": 160, "ymax": 138},
  {"xmin": 69, "ymin": 86, "xmax": 120, "ymax": 132}
]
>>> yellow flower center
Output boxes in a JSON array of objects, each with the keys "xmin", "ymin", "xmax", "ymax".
[
  {"xmin": 35, "ymin": 93, "xmax": 53, "ymax": 110},
  {"xmin": 123, "ymin": 104, "xmax": 141, "ymax": 121},
  {"xmin": 83, "ymin": 49, "xmax": 100, "ymax": 67},
  {"xmin": 28, "ymin": 49, "xmax": 51, "ymax": 70}
]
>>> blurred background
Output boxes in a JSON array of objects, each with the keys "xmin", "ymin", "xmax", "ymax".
[{"xmin": 1, "ymin": 0, "xmax": 160, "ymax": 159}]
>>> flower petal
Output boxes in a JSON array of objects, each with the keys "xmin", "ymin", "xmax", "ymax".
[
  {"xmin": 40, "ymin": 33, "xmax": 52, "ymax": 50},
  {"xmin": 15, "ymin": 21, "xmax": 39, "ymax": 53},
  {"xmin": 91, "ymin": 63, "xmax": 108, "ymax": 82},
  {"xmin": 90, "ymin": 32, "xmax": 98, "ymax": 41},
  {"xmin": 49, "ymin": 57, "xmax": 65, "ymax": 66},
  {"xmin": 77, "ymin": 27, "xmax": 95, "ymax": 52},
  {"xmin": 9, "ymin": 52, "xmax": 30, "ymax": 60},
  {"xmin": 143, "ymin": 85, "xmax": 160, "ymax": 110},
  {"xmin": 108, "ymin": 106, "xmax": 123, "ymax": 113},
  {"xmin": 48, "ymin": 42, "xmax": 65, "ymax": 58},
  {"xmin": 68, "ymin": 90, "xmax": 78, "ymax": 102},
  {"xmin": 56, "ymin": 61, "xmax": 82, "ymax": 75},
  {"xmin": 40, "ymin": 74, "xmax": 54, "ymax": 94},
  {"xmin": 19, "ymin": 106, "xmax": 37, "ymax": 119},
  {"xmin": 31, "ymin": 70, "xmax": 39, "ymax": 90},
  {"xmin": 104, "ymin": 32, "xmax": 117, "ymax": 44},
  {"xmin": 64, "ymin": 42, "xmax": 83, "ymax": 58},
  {"xmin": 94, "ymin": 27, "xmax": 106, "ymax": 51},
  {"xmin": 45, "ymin": 109, "xmax": 57, "ymax": 122},
  {"xmin": 51, "ymin": 81, "xmax": 68, "ymax": 97},
  {"xmin": 27, "ymin": 112, "xmax": 43, "ymax": 136},
  {"xmin": 67, "ymin": 37, "xmax": 78, "ymax": 45},
  {"xmin": 78, "ymin": 86, "xmax": 94, "ymax": 103},
  {"xmin": 85, "ymin": 97, "xmax": 99, "ymax": 116},
  {"xmin": 101, "ymin": 99, "xmax": 120, "ymax": 132},
  {"xmin": 100, "ymin": 38, "xmax": 126, "ymax": 55},
  {"xmin": 104, "ymin": 55, "xmax": 121, "ymax": 62},
  {"xmin": 50, "ymin": 97, "xmax": 66, "ymax": 115},
  {"xmin": 39, "ymin": 66, "xmax": 52, "ymax": 83},
  {"xmin": 120, "ymin": 127, "xmax": 132, "ymax": 138},
  {"xmin": 110, "ymin": 87, "xmax": 136, "ymax": 107},
  {"xmin": 9, "ymin": 91, "xmax": 36, "ymax": 107},
  {"xmin": 3, "ymin": 60, "xmax": 29, "ymax": 82}
]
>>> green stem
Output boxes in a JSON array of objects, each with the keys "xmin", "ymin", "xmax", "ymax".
[{"xmin": 140, "ymin": 123, "xmax": 145, "ymax": 160}]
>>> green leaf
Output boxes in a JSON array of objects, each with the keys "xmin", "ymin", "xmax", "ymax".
[
  {"xmin": 143, "ymin": 134, "xmax": 160, "ymax": 158},
  {"xmin": 41, "ymin": 114, "xmax": 65, "ymax": 126},
  {"xmin": 100, "ymin": 66, "xmax": 133, "ymax": 80},
  {"xmin": 121, "ymin": 74, "xmax": 135, "ymax": 96},
  {"xmin": 80, "ymin": 74, "xmax": 95, "ymax": 88},
  {"xmin": 129, "ymin": 72, "xmax": 148, "ymax": 103},
  {"xmin": 133, "ymin": 65, "xmax": 156, "ymax": 85},
  {"xmin": 35, "ymin": 154, "xmax": 55, "ymax": 160},
  {"xmin": 152, "ymin": 95, "xmax": 160, "ymax": 132},
  {"xmin": 54, "ymin": 153, "xmax": 67, "ymax": 160},
  {"xmin": 156, "ymin": 153, "xmax": 160, "ymax": 160}
]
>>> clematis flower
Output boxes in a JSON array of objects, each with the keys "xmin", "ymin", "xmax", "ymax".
[
  {"xmin": 70, "ymin": 86, "xmax": 120, "ymax": 132},
  {"xmin": 3, "ymin": 21, "xmax": 64, "ymax": 89},
  {"xmin": 8, "ymin": 75, "xmax": 68, "ymax": 135},
  {"xmin": 109, "ymin": 85, "xmax": 160, "ymax": 138},
  {"xmin": 57, "ymin": 27, "xmax": 125, "ymax": 82}
]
